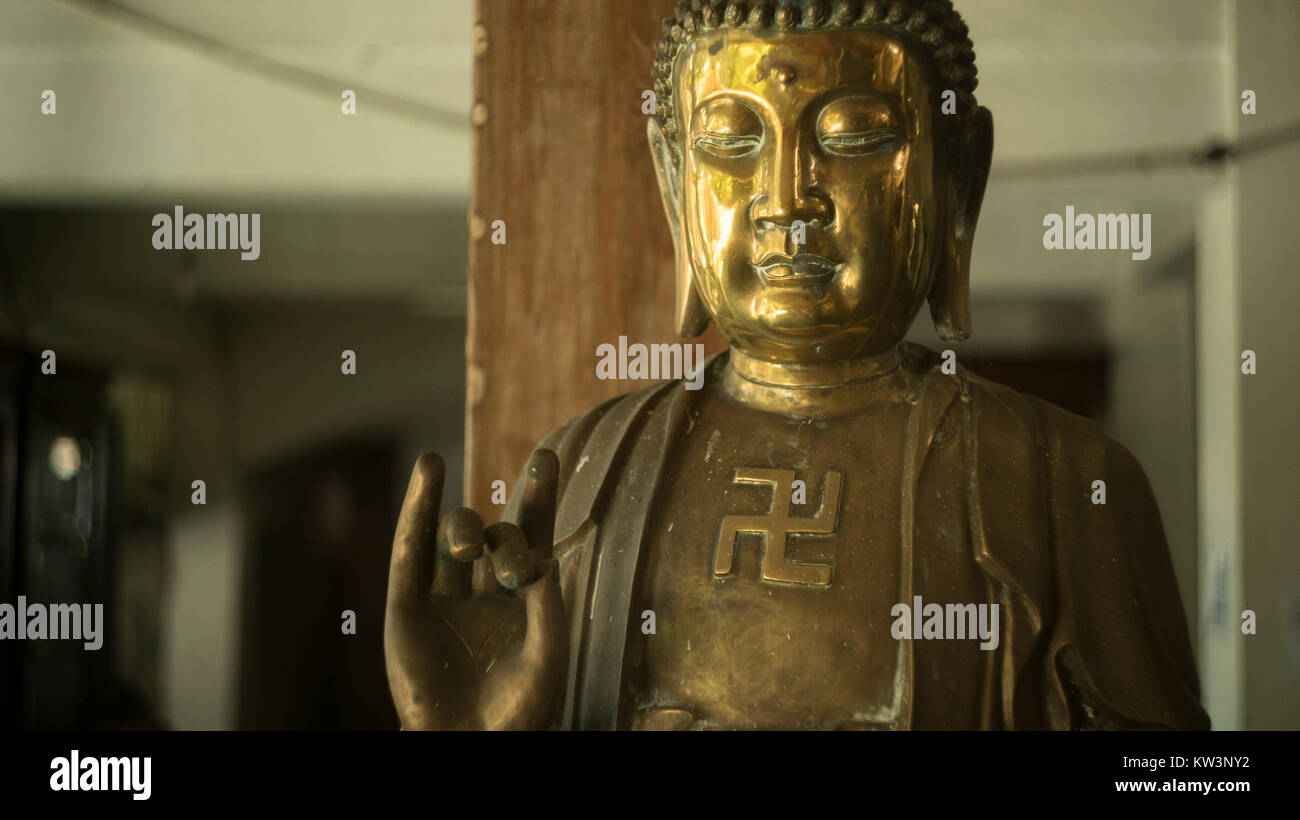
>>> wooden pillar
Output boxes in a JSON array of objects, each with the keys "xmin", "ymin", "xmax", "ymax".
[{"xmin": 467, "ymin": 0, "xmax": 726, "ymax": 513}]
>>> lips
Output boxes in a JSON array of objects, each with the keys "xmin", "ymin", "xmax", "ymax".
[{"xmin": 751, "ymin": 252, "xmax": 841, "ymax": 286}]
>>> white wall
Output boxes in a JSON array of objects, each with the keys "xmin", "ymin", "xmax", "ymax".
[
  {"xmin": 159, "ymin": 503, "xmax": 243, "ymax": 730},
  {"xmin": 0, "ymin": 0, "xmax": 471, "ymax": 202},
  {"xmin": 1196, "ymin": 175, "xmax": 1244, "ymax": 729},
  {"xmin": 1232, "ymin": 0, "xmax": 1300, "ymax": 730},
  {"xmin": 1195, "ymin": 0, "xmax": 1300, "ymax": 731},
  {"xmin": 1107, "ymin": 249, "xmax": 1199, "ymax": 654}
]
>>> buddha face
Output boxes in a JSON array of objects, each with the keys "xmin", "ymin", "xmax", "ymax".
[{"xmin": 655, "ymin": 27, "xmax": 977, "ymax": 364}]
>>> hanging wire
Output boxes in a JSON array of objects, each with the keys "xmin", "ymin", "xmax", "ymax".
[
  {"xmin": 54, "ymin": 0, "xmax": 469, "ymax": 131},
  {"xmin": 996, "ymin": 120, "xmax": 1300, "ymax": 180},
  {"xmin": 49, "ymin": 0, "xmax": 1300, "ymax": 178}
]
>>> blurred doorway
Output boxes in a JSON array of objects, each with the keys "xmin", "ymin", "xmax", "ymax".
[{"xmin": 237, "ymin": 439, "xmax": 397, "ymax": 729}]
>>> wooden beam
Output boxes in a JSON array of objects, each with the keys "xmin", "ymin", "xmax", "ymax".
[{"xmin": 467, "ymin": 0, "xmax": 726, "ymax": 514}]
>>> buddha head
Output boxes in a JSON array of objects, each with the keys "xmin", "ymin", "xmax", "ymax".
[{"xmin": 649, "ymin": 0, "xmax": 993, "ymax": 365}]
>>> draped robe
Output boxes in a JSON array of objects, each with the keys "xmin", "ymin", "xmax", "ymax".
[{"xmin": 496, "ymin": 344, "xmax": 1210, "ymax": 730}]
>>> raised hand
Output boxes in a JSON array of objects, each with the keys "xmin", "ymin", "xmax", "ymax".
[{"xmin": 384, "ymin": 450, "xmax": 568, "ymax": 730}]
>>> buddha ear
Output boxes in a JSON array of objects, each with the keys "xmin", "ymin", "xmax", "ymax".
[
  {"xmin": 648, "ymin": 118, "xmax": 711, "ymax": 339},
  {"xmin": 928, "ymin": 105, "xmax": 993, "ymax": 343}
]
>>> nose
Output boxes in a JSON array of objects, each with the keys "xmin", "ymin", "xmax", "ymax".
[{"xmin": 750, "ymin": 132, "xmax": 832, "ymax": 237}]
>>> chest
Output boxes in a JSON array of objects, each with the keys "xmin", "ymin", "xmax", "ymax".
[{"xmin": 625, "ymin": 404, "xmax": 920, "ymax": 728}]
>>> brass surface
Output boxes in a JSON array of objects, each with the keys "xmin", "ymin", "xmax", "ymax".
[{"xmin": 385, "ymin": 3, "xmax": 1209, "ymax": 730}]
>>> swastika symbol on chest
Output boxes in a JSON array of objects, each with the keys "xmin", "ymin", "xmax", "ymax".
[{"xmin": 713, "ymin": 468, "xmax": 843, "ymax": 587}]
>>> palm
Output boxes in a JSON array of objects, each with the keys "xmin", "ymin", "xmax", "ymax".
[{"xmin": 384, "ymin": 451, "xmax": 567, "ymax": 730}]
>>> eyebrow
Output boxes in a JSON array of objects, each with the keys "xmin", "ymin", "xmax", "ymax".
[
  {"xmin": 690, "ymin": 90, "xmax": 768, "ymax": 117},
  {"xmin": 818, "ymin": 92, "xmax": 902, "ymax": 113}
]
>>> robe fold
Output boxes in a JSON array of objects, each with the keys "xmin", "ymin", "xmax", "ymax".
[{"xmin": 497, "ymin": 345, "xmax": 1210, "ymax": 730}]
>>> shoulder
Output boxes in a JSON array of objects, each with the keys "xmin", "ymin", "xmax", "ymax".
[
  {"xmin": 942, "ymin": 361, "xmax": 1204, "ymax": 728},
  {"xmin": 526, "ymin": 370, "xmax": 700, "ymax": 542},
  {"xmin": 535, "ymin": 348, "xmax": 727, "ymax": 472},
  {"xmin": 537, "ymin": 379, "xmax": 679, "ymax": 474},
  {"xmin": 949, "ymin": 365, "xmax": 1164, "ymax": 555},
  {"xmin": 954, "ymin": 364, "xmax": 1149, "ymax": 487}
]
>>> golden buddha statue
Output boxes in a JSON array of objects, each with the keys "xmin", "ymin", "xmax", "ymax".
[{"xmin": 384, "ymin": 0, "xmax": 1210, "ymax": 731}]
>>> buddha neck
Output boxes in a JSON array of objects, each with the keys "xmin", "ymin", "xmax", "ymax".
[{"xmin": 722, "ymin": 344, "xmax": 918, "ymax": 418}]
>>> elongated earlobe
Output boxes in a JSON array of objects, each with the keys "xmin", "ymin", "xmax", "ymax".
[
  {"xmin": 929, "ymin": 236, "xmax": 971, "ymax": 342},
  {"xmin": 648, "ymin": 118, "xmax": 711, "ymax": 338},
  {"xmin": 929, "ymin": 106, "xmax": 992, "ymax": 343}
]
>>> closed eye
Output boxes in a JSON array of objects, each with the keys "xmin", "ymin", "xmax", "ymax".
[
  {"xmin": 820, "ymin": 130, "xmax": 898, "ymax": 157},
  {"xmin": 693, "ymin": 132, "xmax": 763, "ymax": 159}
]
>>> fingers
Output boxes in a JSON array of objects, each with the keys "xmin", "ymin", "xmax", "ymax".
[
  {"xmin": 434, "ymin": 507, "xmax": 483, "ymax": 597},
  {"xmin": 438, "ymin": 507, "xmax": 484, "ymax": 562},
  {"xmin": 484, "ymin": 522, "xmax": 535, "ymax": 590},
  {"xmin": 388, "ymin": 452, "xmax": 444, "ymax": 609},
  {"xmin": 480, "ymin": 559, "xmax": 568, "ymax": 730},
  {"xmin": 518, "ymin": 449, "xmax": 559, "ymax": 560},
  {"xmin": 466, "ymin": 448, "xmax": 560, "ymax": 596}
]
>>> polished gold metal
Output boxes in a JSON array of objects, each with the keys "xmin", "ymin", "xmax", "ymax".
[
  {"xmin": 385, "ymin": 2, "xmax": 1209, "ymax": 731},
  {"xmin": 714, "ymin": 467, "xmax": 841, "ymax": 586}
]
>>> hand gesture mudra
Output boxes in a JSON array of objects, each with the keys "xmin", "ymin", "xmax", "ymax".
[{"xmin": 384, "ymin": 449, "xmax": 568, "ymax": 730}]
